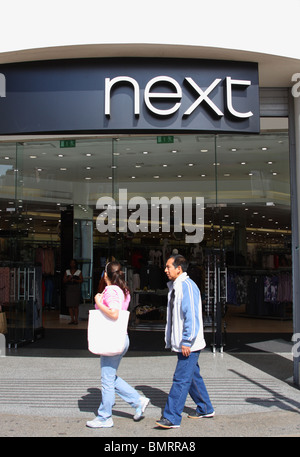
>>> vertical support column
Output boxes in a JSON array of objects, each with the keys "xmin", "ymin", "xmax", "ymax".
[
  {"xmin": 289, "ymin": 92, "xmax": 300, "ymax": 387},
  {"xmin": 60, "ymin": 207, "xmax": 74, "ymax": 316}
]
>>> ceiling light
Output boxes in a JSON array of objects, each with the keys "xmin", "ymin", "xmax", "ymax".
[
  {"xmin": 58, "ymin": 154, "xmax": 64, "ymax": 158},
  {"xmin": 153, "ymin": 175, "xmax": 160, "ymax": 179},
  {"xmin": 187, "ymin": 163, "xmax": 194, "ymax": 167},
  {"xmin": 240, "ymin": 162, "xmax": 246, "ymax": 165},
  {"xmin": 86, "ymin": 153, "xmax": 92, "ymax": 157},
  {"xmin": 30, "ymin": 155, "xmax": 37, "ymax": 159},
  {"xmin": 201, "ymin": 174, "xmax": 206, "ymax": 177},
  {"xmin": 261, "ymin": 147, "xmax": 268, "ymax": 151},
  {"xmin": 224, "ymin": 173, "xmax": 230, "ymax": 177},
  {"xmin": 4, "ymin": 156, "xmax": 10, "ymax": 160},
  {"xmin": 177, "ymin": 175, "xmax": 182, "ymax": 178},
  {"xmin": 200, "ymin": 149, "xmax": 208, "ymax": 152},
  {"xmin": 142, "ymin": 151, "xmax": 149, "ymax": 155},
  {"xmin": 86, "ymin": 166, "xmax": 92, "ymax": 170},
  {"xmin": 85, "ymin": 177, "xmax": 91, "ymax": 180},
  {"xmin": 60, "ymin": 167, "xmax": 67, "ymax": 171},
  {"xmin": 267, "ymin": 161, "xmax": 273, "ymax": 164}
]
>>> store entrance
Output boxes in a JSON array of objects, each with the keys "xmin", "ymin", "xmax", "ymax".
[{"xmin": 0, "ymin": 131, "xmax": 293, "ymax": 349}]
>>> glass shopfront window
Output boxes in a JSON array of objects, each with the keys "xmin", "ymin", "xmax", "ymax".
[{"xmin": 0, "ymin": 128, "xmax": 292, "ymax": 345}]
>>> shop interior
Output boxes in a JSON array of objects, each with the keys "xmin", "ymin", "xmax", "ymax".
[{"xmin": 0, "ymin": 124, "xmax": 293, "ymax": 348}]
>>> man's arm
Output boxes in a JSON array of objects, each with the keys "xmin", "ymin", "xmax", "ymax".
[{"xmin": 181, "ymin": 281, "xmax": 200, "ymax": 351}]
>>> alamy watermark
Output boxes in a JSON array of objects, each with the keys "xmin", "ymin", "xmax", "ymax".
[
  {"xmin": 292, "ymin": 333, "xmax": 300, "ymax": 357},
  {"xmin": 291, "ymin": 73, "xmax": 300, "ymax": 98},
  {"xmin": 96, "ymin": 189, "xmax": 204, "ymax": 243},
  {"xmin": 0, "ymin": 73, "xmax": 6, "ymax": 98}
]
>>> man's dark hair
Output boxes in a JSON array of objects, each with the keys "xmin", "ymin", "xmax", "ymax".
[{"xmin": 170, "ymin": 254, "xmax": 189, "ymax": 272}]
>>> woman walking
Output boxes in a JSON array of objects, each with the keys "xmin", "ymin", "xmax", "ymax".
[{"xmin": 86, "ymin": 261, "xmax": 149, "ymax": 428}]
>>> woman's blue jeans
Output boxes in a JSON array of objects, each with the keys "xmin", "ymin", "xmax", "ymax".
[
  {"xmin": 97, "ymin": 335, "xmax": 140, "ymax": 419},
  {"xmin": 163, "ymin": 350, "xmax": 214, "ymax": 425}
]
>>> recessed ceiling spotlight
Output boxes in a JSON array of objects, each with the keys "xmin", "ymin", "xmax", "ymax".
[
  {"xmin": 171, "ymin": 150, "xmax": 177, "ymax": 153},
  {"xmin": 200, "ymin": 174, "xmax": 206, "ymax": 177},
  {"xmin": 177, "ymin": 175, "xmax": 182, "ymax": 178},
  {"xmin": 240, "ymin": 162, "xmax": 246, "ymax": 165},
  {"xmin": 200, "ymin": 149, "xmax": 208, "ymax": 152},
  {"xmin": 86, "ymin": 153, "xmax": 92, "ymax": 157},
  {"xmin": 267, "ymin": 161, "xmax": 273, "ymax": 164},
  {"xmin": 60, "ymin": 167, "xmax": 67, "ymax": 171},
  {"xmin": 142, "ymin": 151, "xmax": 149, "ymax": 155},
  {"xmin": 58, "ymin": 154, "xmax": 64, "ymax": 158},
  {"xmin": 153, "ymin": 175, "xmax": 160, "ymax": 179},
  {"xmin": 85, "ymin": 177, "xmax": 92, "ymax": 180},
  {"xmin": 272, "ymin": 172, "xmax": 278, "ymax": 175},
  {"xmin": 231, "ymin": 148, "xmax": 237, "ymax": 151},
  {"xmin": 261, "ymin": 147, "xmax": 268, "ymax": 151},
  {"xmin": 86, "ymin": 166, "xmax": 92, "ymax": 170},
  {"xmin": 187, "ymin": 163, "xmax": 194, "ymax": 167},
  {"xmin": 29, "ymin": 155, "xmax": 37, "ymax": 159},
  {"xmin": 224, "ymin": 173, "xmax": 231, "ymax": 177}
]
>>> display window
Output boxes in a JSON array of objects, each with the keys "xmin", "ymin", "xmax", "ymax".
[{"xmin": 0, "ymin": 127, "xmax": 292, "ymax": 346}]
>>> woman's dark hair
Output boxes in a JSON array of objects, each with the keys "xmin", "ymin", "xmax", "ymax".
[
  {"xmin": 70, "ymin": 259, "xmax": 78, "ymax": 269},
  {"xmin": 105, "ymin": 261, "xmax": 130, "ymax": 296},
  {"xmin": 170, "ymin": 254, "xmax": 189, "ymax": 272}
]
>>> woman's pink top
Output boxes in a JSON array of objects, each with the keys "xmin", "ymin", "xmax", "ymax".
[{"xmin": 101, "ymin": 285, "xmax": 130, "ymax": 311}]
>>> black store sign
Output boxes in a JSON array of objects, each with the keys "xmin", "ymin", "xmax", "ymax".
[{"xmin": 0, "ymin": 58, "xmax": 259, "ymax": 135}]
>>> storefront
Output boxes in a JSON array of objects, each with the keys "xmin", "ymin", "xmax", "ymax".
[{"xmin": 0, "ymin": 56, "xmax": 293, "ymax": 353}]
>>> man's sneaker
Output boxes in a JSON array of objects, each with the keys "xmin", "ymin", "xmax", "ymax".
[
  {"xmin": 133, "ymin": 396, "xmax": 150, "ymax": 421},
  {"xmin": 155, "ymin": 417, "xmax": 180, "ymax": 429},
  {"xmin": 188, "ymin": 410, "xmax": 215, "ymax": 419},
  {"xmin": 86, "ymin": 416, "xmax": 114, "ymax": 428}
]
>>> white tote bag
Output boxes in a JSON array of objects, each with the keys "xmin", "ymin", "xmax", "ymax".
[{"xmin": 87, "ymin": 309, "xmax": 130, "ymax": 356}]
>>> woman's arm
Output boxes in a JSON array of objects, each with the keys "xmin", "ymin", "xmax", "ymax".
[{"xmin": 94, "ymin": 293, "xmax": 119, "ymax": 320}]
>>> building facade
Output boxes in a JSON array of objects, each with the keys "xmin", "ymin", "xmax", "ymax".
[{"xmin": 0, "ymin": 1, "xmax": 299, "ymax": 385}]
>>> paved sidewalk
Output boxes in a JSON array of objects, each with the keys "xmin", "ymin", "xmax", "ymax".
[{"xmin": 0, "ymin": 339, "xmax": 300, "ymax": 438}]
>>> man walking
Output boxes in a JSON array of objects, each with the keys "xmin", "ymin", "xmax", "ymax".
[{"xmin": 156, "ymin": 254, "xmax": 215, "ymax": 429}]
